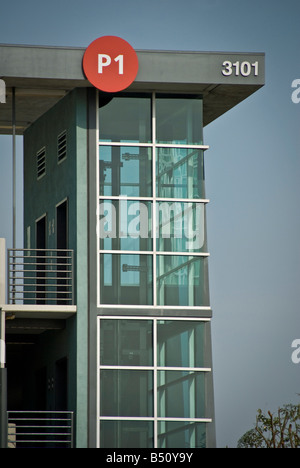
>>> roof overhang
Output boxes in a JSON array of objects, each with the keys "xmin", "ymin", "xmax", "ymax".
[{"xmin": 0, "ymin": 44, "xmax": 265, "ymax": 135}]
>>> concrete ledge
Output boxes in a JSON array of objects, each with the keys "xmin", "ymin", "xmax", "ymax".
[{"xmin": 0, "ymin": 304, "xmax": 76, "ymax": 319}]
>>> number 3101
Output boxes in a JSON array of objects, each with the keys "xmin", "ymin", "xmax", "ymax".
[{"xmin": 222, "ymin": 60, "xmax": 259, "ymax": 77}]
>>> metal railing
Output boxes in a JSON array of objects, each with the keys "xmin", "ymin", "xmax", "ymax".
[
  {"xmin": 7, "ymin": 249, "xmax": 74, "ymax": 305},
  {"xmin": 7, "ymin": 411, "xmax": 74, "ymax": 448}
]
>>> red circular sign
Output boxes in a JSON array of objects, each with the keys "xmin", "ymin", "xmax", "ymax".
[{"xmin": 83, "ymin": 36, "xmax": 139, "ymax": 93}]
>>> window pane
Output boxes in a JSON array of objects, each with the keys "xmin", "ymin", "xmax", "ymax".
[
  {"xmin": 100, "ymin": 319, "xmax": 153, "ymax": 366},
  {"xmin": 157, "ymin": 255, "xmax": 209, "ymax": 307},
  {"xmin": 157, "ymin": 371, "xmax": 206, "ymax": 419},
  {"xmin": 157, "ymin": 421, "xmax": 206, "ymax": 449},
  {"xmin": 156, "ymin": 148, "xmax": 205, "ymax": 199},
  {"xmin": 100, "ymin": 370, "xmax": 153, "ymax": 417},
  {"xmin": 99, "ymin": 146, "xmax": 152, "ymax": 198},
  {"xmin": 157, "ymin": 321, "xmax": 206, "ymax": 368},
  {"xmin": 156, "ymin": 97, "xmax": 203, "ymax": 145},
  {"xmin": 99, "ymin": 200, "xmax": 153, "ymax": 251},
  {"xmin": 99, "ymin": 95, "xmax": 152, "ymax": 143},
  {"xmin": 157, "ymin": 202, "xmax": 206, "ymax": 253},
  {"xmin": 100, "ymin": 254, "xmax": 153, "ymax": 305},
  {"xmin": 100, "ymin": 420, "xmax": 154, "ymax": 448}
]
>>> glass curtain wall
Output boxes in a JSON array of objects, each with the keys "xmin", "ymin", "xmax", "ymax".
[
  {"xmin": 98, "ymin": 317, "xmax": 212, "ymax": 448},
  {"xmin": 97, "ymin": 93, "xmax": 213, "ymax": 448},
  {"xmin": 98, "ymin": 93, "xmax": 209, "ymax": 307}
]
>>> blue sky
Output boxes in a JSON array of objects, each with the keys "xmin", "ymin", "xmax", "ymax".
[{"xmin": 0, "ymin": 0, "xmax": 299, "ymax": 447}]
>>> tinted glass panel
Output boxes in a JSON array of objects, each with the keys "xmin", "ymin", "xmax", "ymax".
[
  {"xmin": 100, "ymin": 369, "xmax": 153, "ymax": 417},
  {"xmin": 156, "ymin": 148, "xmax": 205, "ymax": 199},
  {"xmin": 100, "ymin": 420, "xmax": 154, "ymax": 448},
  {"xmin": 157, "ymin": 202, "xmax": 206, "ymax": 253},
  {"xmin": 100, "ymin": 254, "xmax": 153, "ymax": 305},
  {"xmin": 157, "ymin": 321, "xmax": 206, "ymax": 368},
  {"xmin": 157, "ymin": 371, "xmax": 206, "ymax": 418},
  {"xmin": 157, "ymin": 421, "xmax": 206, "ymax": 449},
  {"xmin": 99, "ymin": 95, "xmax": 151, "ymax": 143},
  {"xmin": 157, "ymin": 255, "xmax": 209, "ymax": 307},
  {"xmin": 99, "ymin": 146, "xmax": 152, "ymax": 197},
  {"xmin": 99, "ymin": 200, "xmax": 153, "ymax": 251},
  {"xmin": 100, "ymin": 319, "xmax": 153, "ymax": 366},
  {"xmin": 156, "ymin": 97, "xmax": 203, "ymax": 145}
]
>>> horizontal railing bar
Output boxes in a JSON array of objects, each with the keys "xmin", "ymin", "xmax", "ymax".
[
  {"xmin": 11, "ymin": 440, "xmax": 72, "ymax": 444},
  {"xmin": 9, "ymin": 263, "xmax": 72, "ymax": 268},
  {"xmin": 14, "ymin": 432, "xmax": 71, "ymax": 436},
  {"xmin": 8, "ymin": 417, "xmax": 72, "ymax": 420},
  {"xmin": 8, "ymin": 249, "xmax": 73, "ymax": 253},
  {"xmin": 8, "ymin": 410, "xmax": 74, "ymax": 414},
  {"xmin": 8, "ymin": 277, "xmax": 73, "ymax": 281},
  {"xmin": 8, "ymin": 284, "xmax": 72, "ymax": 288},
  {"xmin": 11, "ymin": 434, "xmax": 72, "ymax": 437},
  {"xmin": 9, "ymin": 425, "xmax": 72, "ymax": 429},
  {"xmin": 9, "ymin": 258, "xmax": 73, "ymax": 262}
]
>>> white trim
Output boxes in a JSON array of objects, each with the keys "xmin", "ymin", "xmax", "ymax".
[
  {"xmin": 98, "ymin": 416, "xmax": 212, "ymax": 423},
  {"xmin": 99, "ymin": 315, "xmax": 211, "ymax": 321},
  {"xmin": 99, "ymin": 141, "xmax": 152, "ymax": 147},
  {"xmin": 97, "ymin": 304, "xmax": 212, "ymax": 311},
  {"xmin": 156, "ymin": 144, "xmax": 209, "ymax": 150},
  {"xmin": 98, "ymin": 140, "xmax": 209, "ymax": 151},
  {"xmin": 99, "ymin": 365, "xmax": 211, "ymax": 373},
  {"xmin": 99, "ymin": 195, "xmax": 210, "ymax": 204},
  {"xmin": 99, "ymin": 250, "xmax": 209, "ymax": 257},
  {"xmin": 98, "ymin": 141, "xmax": 209, "ymax": 151},
  {"xmin": 96, "ymin": 316, "xmax": 100, "ymax": 448},
  {"xmin": 156, "ymin": 197, "xmax": 210, "ymax": 204}
]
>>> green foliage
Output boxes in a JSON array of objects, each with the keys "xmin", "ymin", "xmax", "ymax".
[{"xmin": 237, "ymin": 404, "xmax": 300, "ymax": 448}]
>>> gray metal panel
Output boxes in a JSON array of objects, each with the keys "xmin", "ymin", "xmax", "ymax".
[
  {"xmin": 0, "ymin": 44, "xmax": 264, "ymax": 86},
  {"xmin": 0, "ymin": 44, "xmax": 265, "ymax": 134}
]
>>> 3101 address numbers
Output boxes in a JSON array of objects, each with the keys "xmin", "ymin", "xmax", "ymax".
[{"xmin": 222, "ymin": 60, "xmax": 259, "ymax": 77}]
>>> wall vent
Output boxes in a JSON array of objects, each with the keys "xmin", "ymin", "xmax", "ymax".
[
  {"xmin": 57, "ymin": 130, "xmax": 67, "ymax": 163},
  {"xmin": 36, "ymin": 147, "xmax": 46, "ymax": 180}
]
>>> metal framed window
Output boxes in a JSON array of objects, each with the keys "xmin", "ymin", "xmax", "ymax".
[
  {"xmin": 97, "ymin": 316, "xmax": 213, "ymax": 448},
  {"xmin": 97, "ymin": 92, "xmax": 210, "ymax": 310}
]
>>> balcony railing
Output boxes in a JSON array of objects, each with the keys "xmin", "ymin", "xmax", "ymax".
[
  {"xmin": 7, "ymin": 249, "xmax": 74, "ymax": 306},
  {"xmin": 7, "ymin": 411, "xmax": 74, "ymax": 448}
]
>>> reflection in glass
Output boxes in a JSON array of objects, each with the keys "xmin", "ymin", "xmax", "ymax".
[
  {"xmin": 100, "ymin": 319, "xmax": 153, "ymax": 366},
  {"xmin": 158, "ymin": 421, "xmax": 206, "ymax": 449},
  {"xmin": 156, "ymin": 148, "xmax": 205, "ymax": 199},
  {"xmin": 157, "ymin": 256, "xmax": 209, "ymax": 307},
  {"xmin": 100, "ymin": 420, "xmax": 154, "ymax": 448},
  {"xmin": 157, "ymin": 202, "xmax": 206, "ymax": 253},
  {"xmin": 156, "ymin": 96, "xmax": 203, "ymax": 145},
  {"xmin": 100, "ymin": 254, "xmax": 153, "ymax": 305},
  {"xmin": 157, "ymin": 321, "xmax": 206, "ymax": 368},
  {"xmin": 157, "ymin": 371, "xmax": 205, "ymax": 419},
  {"xmin": 99, "ymin": 95, "xmax": 151, "ymax": 143},
  {"xmin": 99, "ymin": 146, "xmax": 152, "ymax": 197},
  {"xmin": 99, "ymin": 200, "xmax": 153, "ymax": 251},
  {"xmin": 100, "ymin": 369, "xmax": 153, "ymax": 417}
]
